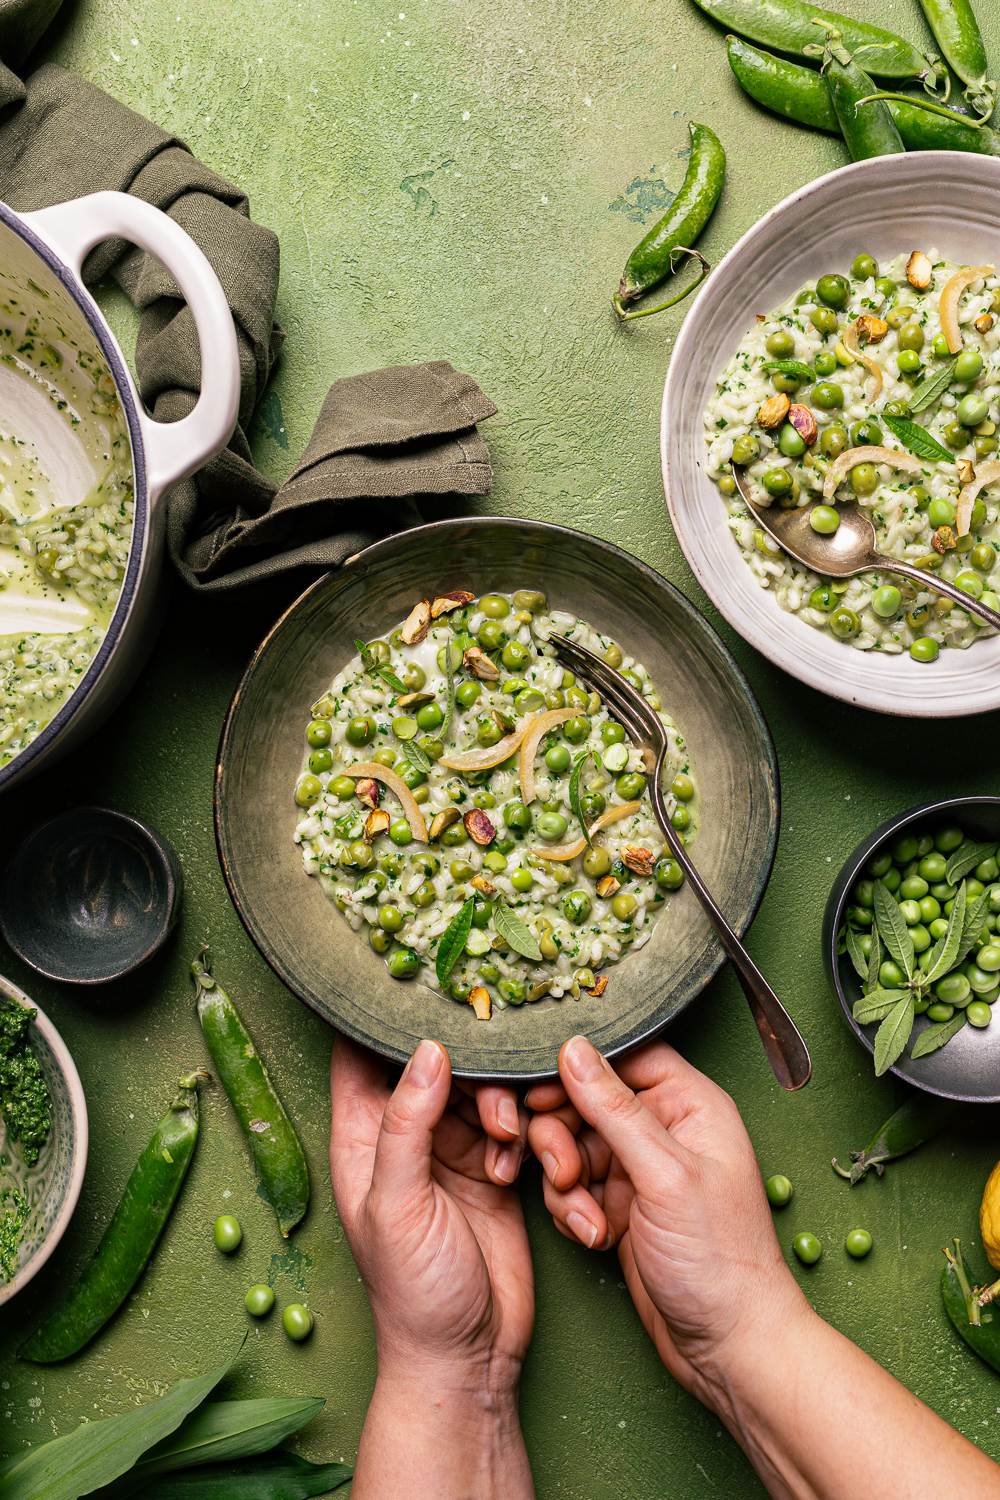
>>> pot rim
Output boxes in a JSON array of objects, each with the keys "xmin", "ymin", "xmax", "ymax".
[{"xmin": 0, "ymin": 200, "xmax": 148, "ymax": 792}]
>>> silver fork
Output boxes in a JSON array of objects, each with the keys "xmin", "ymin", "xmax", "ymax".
[{"xmin": 549, "ymin": 632, "xmax": 811, "ymax": 1091}]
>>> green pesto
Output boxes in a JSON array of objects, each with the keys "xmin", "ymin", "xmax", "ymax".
[{"xmin": 0, "ymin": 996, "xmax": 50, "ymax": 1168}]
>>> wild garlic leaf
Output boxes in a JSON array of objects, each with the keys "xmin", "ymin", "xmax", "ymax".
[
  {"xmin": 881, "ymin": 414, "xmax": 952, "ymax": 464},
  {"xmin": 569, "ymin": 752, "xmax": 591, "ymax": 846},
  {"xmin": 436, "ymin": 898, "xmax": 474, "ymax": 988},
  {"xmin": 873, "ymin": 993, "xmax": 916, "ymax": 1077},
  {"xmin": 910, "ymin": 1012, "xmax": 967, "ymax": 1060},
  {"xmin": 135, "ymin": 1454, "xmax": 353, "ymax": 1500},
  {"xmin": 132, "ymin": 1398, "xmax": 325, "ymax": 1479},
  {"xmin": 946, "ymin": 840, "xmax": 997, "ymax": 885},
  {"xmin": 853, "ymin": 987, "xmax": 910, "ymax": 1025},
  {"xmin": 922, "ymin": 881, "xmax": 967, "ymax": 984},
  {"xmin": 908, "ymin": 355, "xmax": 959, "ymax": 413},
  {"xmin": 874, "ymin": 879, "xmax": 914, "ymax": 980},
  {"xmin": 493, "ymin": 901, "xmax": 543, "ymax": 962}
]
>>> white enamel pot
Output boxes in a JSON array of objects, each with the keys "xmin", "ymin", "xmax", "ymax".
[{"xmin": 0, "ymin": 191, "xmax": 239, "ymax": 789}]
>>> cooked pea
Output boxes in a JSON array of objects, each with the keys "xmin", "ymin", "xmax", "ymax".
[
  {"xmin": 943, "ymin": 420, "xmax": 968, "ymax": 449},
  {"xmin": 480, "ymin": 593, "xmax": 510, "ymax": 618},
  {"xmin": 373, "ymin": 748, "xmax": 397, "ymax": 768},
  {"xmin": 779, "ymin": 424, "xmax": 806, "ymax": 458},
  {"xmin": 504, "ymin": 801, "xmax": 531, "ymax": 832},
  {"xmin": 369, "ymin": 927, "xmax": 392, "ymax": 954},
  {"xmin": 583, "ymin": 846, "xmax": 612, "ymax": 878},
  {"xmin": 766, "ymin": 328, "xmax": 795, "ymax": 357},
  {"xmin": 562, "ymin": 891, "xmax": 593, "ymax": 924},
  {"xmin": 513, "ymin": 589, "xmax": 546, "ymax": 613},
  {"xmin": 954, "ymin": 349, "xmax": 984, "ymax": 382},
  {"xmin": 852, "ymin": 254, "xmax": 878, "ymax": 280},
  {"xmin": 546, "ymin": 743, "xmax": 571, "ymax": 773},
  {"xmin": 872, "ymin": 585, "xmax": 901, "ymax": 619},
  {"xmin": 477, "ymin": 720, "xmax": 502, "ymax": 748},
  {"xmin": 810, "ymin": 306, "xmax": 839, "ymax": 336},
  {"xmin": 814, "ymin": 350, "xmax": 838, "ymax": 377},
  {"xmin": 294, "ymin": 774, "xmax": 322, "ymax": 807},
  {"xmin": 515, "ymin": 688, "xmax": 546, "ymax": 713},
  {"xmin": 810, "ymin": 504, "xmax": 840, "ymax": 535},
  {"xmin": 812, "ymin": 381, "xmax": 844, "ymax": 410},
  {"xmin": 958, "ymin": 393, "xmax": 989, "ymax": 427},
  {"xmin": 809, "ymin": 585, "xmax": 837, "ymax": 612},
  {"xmin": 655, "ymin": 858, "xmax": 684, "ymax": 890},
  {"xmin": 387, "ymin": 947, "xmax": 420, "ymax": 980},
  {"xmin": 616, "ymin": 771, "xmax": 646, "ymax": 800},
  {"xmin": 346, "ymin": 716, "xmax": 375, "ymax": 745},
  {"xmin": 897, "ymin": 323, "xmax": 924, "ymax": 352},
  {"xmin": 910, "ymin": 636, "xmax": 939, "ymax": 664},
  {"xmin": 612, "ymin": 892, "xmax": 637, "ymax": 921},
  {"xmin": 416, "ymin": 702, "xmax": 444, "ymax": 732},
  {"xmin": 511, "ymin": 868, "xmax": 533, "ymax": 892},
  {"xmin": 308, "ymin": 748, "xmax": 333, "ymax": 774},
  {"xmin": 412, "ymin": 881, "xmax": 436, "ymax": 908},
  {"xmin": 306, "ymin": 718, "xmax": 332, "ymax": 748},
  {"xmin": 830, "ymin": 607, "xmax": 860, "ymax": 641},
  {"xmin": 389, "ymin": 819, "xmax": 413, "ymax": 847},
  {"xmin": 477, "ymin": 620, "xmax": 505, "ymax": 650},
  {"xmin": 820, "ymin": 423, "xmax": 848, "ymax": 458},
  {"xmin": 850, "ymin": 463, "xmax": 878, "ymax": 496},
  {"xmin": 536, "ymin": 811, "xmax": 568, "ymax": 841},
  {"xmin": 850, "ymin": 418, "xmax": 881, "ymax": 446},
  {"xmin": 897, "ymin": 350, "xmax": 921, "ymax": 376},
  {"xmin": 816, "ymin": 274, "xmax": 849, "ymax": 308},
  {"xmin": 501, "ymin": 640, "xmax": 529, "ymax": 671},
  {"xmin": 403, "ymin": 663, "xmax": 427, "ymax": 691},
  {"xmin": 455, "ymin": 680, "xmax": 481, "ymax": 709},
  {"xmin": 972, "ymin": 542, "xmax": 996, "ymax": 572},
  {"xmin": 732, "ymin": 433, "xmax": 760, "ymax": 466}
]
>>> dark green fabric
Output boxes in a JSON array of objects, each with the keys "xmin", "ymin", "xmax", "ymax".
[{"xmin": 0, "ymin": 14, "xmax": 495, "ymax": 591}]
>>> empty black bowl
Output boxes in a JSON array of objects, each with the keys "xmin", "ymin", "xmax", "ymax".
[
  {"xmin": 823, "ymin": 795, "xmax": 1000, "ymax": 1103},
  {"xmin": 0, "ymin": 807, "xmax": 183, "ymax": 984}
]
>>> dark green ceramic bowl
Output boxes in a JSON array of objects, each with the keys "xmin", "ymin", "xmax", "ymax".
[{"xmin": 215, "ymin": 518, "xmax": 779, "ymax": 1080}]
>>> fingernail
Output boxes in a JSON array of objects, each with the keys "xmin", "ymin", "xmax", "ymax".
[
  {"xmin": 493, "ymin": 1141, "xmax": 523, "ymax": 1183},
  {"xmin": 567, "ymin": 1210, "xmax": 599, "ymax": 1249},
  {"xmin": 540, "ymin": 1150, "xmax": 560, "ymax": 1182},
  {"xmin": 407, "ymin": 1040, "xmax": 444, "ymax": 1089},
  {"xmin": 497, "ymin": 1096, "xmax": 520, "ymax": 1137},
  {"xmin": 564, "ymin": 1035, "xmax": 603, "ymax": 1082}
]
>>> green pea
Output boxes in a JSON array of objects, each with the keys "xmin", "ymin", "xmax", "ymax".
[
  {"xmin": 441, "ymin": 822, "xmax": 467, "ymax": 847},
  {"xmin": 943, "ymin": 420, "xmax": 968, "ymax": 449},
  {"xmin": 899, "ymin": 898, "xmax": 921, "ymax": 925},
  {"xmin": 387, "ymin": 947, "xmax": 420, "ymax": 980},
  {"xmin": 409, "ymin": 880, "xmax": 434, "ymax": 909},
  {"xmin": 345, "ymin": 840, "xmax": 373, "ymax": 871},
  {"xmin": 389, "ymin": 819, "xmax": 413, "ymax": 847},
  {"xmin": 655, "ymin": 858, "xmax": 684, "ymax": 890},
  {"xmin": 306, "ymin": 718, "xmax": 332, "ymax": 748},
  {"xmin": 308, "ymin": 747, "xmax": 333, "ymax": 774},
  {"xmin": 830, "ymin": 607, "xmax": 860, "ymax": 641},
  {"xmin": 885, "ymin": 401, "xmax": 911, "ymax": 419},
  {"xmin": 793, "ymin": 1231, "xmax": 822, "ymax": 1266},
  {"xmin": 765, "ymin": 1173, "xmax": 793, "ymax": 1208},
  {"xmin": 972, "ymin": 542, "xmax": 996, "ymax": 572},
  {"xmin": 809, "ymin": 305, "xmax": 839, "ymax": 336},
  {"xmin": 899, "ymin": 874, "xmax": 928, "ymax": 900},
  {"xmin": 956, "ymin": 569, "xmax": 984, "ymax": 598},
  {"xmin": 455, "ymin": 680, "xmax": 481, "ymax": 709},
  {"xmin": 820, "ymin": 423, "xmax": 848, "ymax": 458},
  {"xmin": 513, "ymin": 589, "xmax": 546, "ymax": 613},
  {"xmin": 575, "ymin": 847, "xmax": 608, "ymax": 880},
  {"xmin": 958, "ymin": 393, "xmax": 989, "ymax": 427},
  {"xmin": 399, "ymin": 762, "xmax": 426, "ymax": 790},
  {"xmin": 852, "ymin": 253, "xmax": 878, "ymax": 280},
  {"xmin": 671, "ymin": 773, "xmax": 695, "ymax": 802},
  {"xmin": 816, "ymin": 273, "xmax": 849, "ymax": 309},
  {"xmin": 245, "ymin": 1283, "xmax": 275, "ymax": 1317},
  {"xmin": 872, "ymin": 585, "xmax": 901, "ymax": 619},
  {"xmin": 536, "ymin": 810, "xmax": 568, "ymax": 842},
  {"xmin": 346, "ymin": 716, "xmax": 375, "ymax": 745},
  {"xmin": 479, "ymin": 592, "xmax": 509, "ymax": 619},
  {"xmin": 910, "ymin": 637, "xmax": 939, "ymax": 663},
  {"xmin": 910, "ymin": 923, "xmax": 931, "ymax": 953},
  {"xmin": 403, "ymin": 663, "xmax": 426, "ymax": 691},
  {"xmin": 282, "ymin": 1303, "xmax": 315, "ymax": 1341},
  {"xmin": 954, "ymin": 348, "xmax": 984, "ymax": 382},
  {"xmin": 934, "ymin": 825, "xmax": 963, "ymax": 854},
  {"xmin": 896, "ymin": 348, "xmax": 921, "ymax": 377},
  {"xmin": 545, "ymin": 743, "xmax": 571, "ymax": 773},
  {"xmin": 612, "ymin": 892, "xmax": 637, "ymax": 921},
  {"xmin": 845, "ymin": 1228, "xmax": 873, "ymax": 1260},
  {"xmin": 897, "ymin": 322, "xmax": 924, "ymax": 352},
  {"xmin": 377, "ymin": 905, "xmax": 403, "ymax": 933},
  {"xmin": 501, "ymin": 640, "xmax": 529, "ymax": 671},
  {"xmin": 373, "ymin": 748, "xmax": 397, "ymax": 768},
  {"xmin": 731, "ymin": 433, "xmax": 759, "ymax": 466},
  {"xmin": 935, "ymin": 972, "xmax": 971, "ymax": 1006},
  {"xmin": 477, "ymin": 720, "xmax": 503, "ymax": 749},
  {"xmin": 850, "ymin": 463, "xmax": 878, "ymax": 496},
  {"xmin": 812, "ymin": 350, "xmax": 837, "ymax": 377},
  {"xmin": 562, "ymin": 890, "xmax": 593, "ymax": 924},
  {"xmin": 978, "ymin": 944, "xmax": 1000, "ymax": 972},
  {"xmin": 477, "ymin": 620, "xmax": 505, "ymax": 651},
  {"xmin": 931, "ymin": 332, "xmax": 952, "ymax": 358},
  {"xmin": 850, "ymin": 418, "xmax": 882, "ymax": 446},
  {"xmin": 975, "ymin": 434, "xmax": 997, "ymax": 458},
  {"xmin": 879, "ymin": 959, "xmax": 905, "ymax": 988},
  {"xmin": 765, "ymin": 328, "xmax": 795, "ymax": 357},
  {"xmin": 809, "ymin": 584, "xmax": 837, "ymax": 613},
  {"xmin": 511, "ymin": 868, "xmax": 533, "ymax": 893},
  {"xmin": 926, "ymin": 1001, "xmax": 955, "ymax": 1022},
  {"xmin": 812, "ymin": 381, "xmax": 844, "ymax": 410},
  {"xmin": 294, "ymin": 774, "xmax": 322, "ymax": 808},
  {"xmin": 968, "ymin": 1000, "xmax": 993, "ymax": 1028},
  {"xmin": 616, "ymin": 771, "xmax": 646, "ymax": 800},
  {"xmin": 886, "ymin": 304, "xmax": 916, "ymax": 329},
  {"xmin": 515, "ymin": 688, "xmax": 546, "ymax": 713},
  {"xmin": 854, "ymin": 879, "xmax": 875, "ymax": 908},
  {"xmin": 416, "ymin": 702, "xmax": 444, "ymax": 732},
  {"xmin": 214, "ymin": 1214, "xmax": 242, "ymax": 1254},
  {"xmin": 369, "ymin": 927, "xmax": 391, "ymax": 954},
  {"xmin": 810, "ymin": 504, "xmax": 839, "ymax": 535},
  {"xmin": 978, "ymin": 858, "xmax": 1000, "ymax": 883},
  {"xmin": 778, "ymin": 423, "xmax": 806, "ymax": 458},
  {"xmin": 672, "ymin": 805, "xmax": 691, "ymax": 831}
]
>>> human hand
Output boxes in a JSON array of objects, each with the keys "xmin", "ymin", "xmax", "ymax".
[{"xmin": 529, "ymin": 1036, "xmax": 807, "ymax": 1407}]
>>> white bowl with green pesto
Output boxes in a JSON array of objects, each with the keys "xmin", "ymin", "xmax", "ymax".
[
  {"xmin": 293, "ymin": 590, "xmax": 696, "ymax": 1018},
  {"xmin": 662, "ymin": 152, "xmax": 1000, "ymax": 717},
  {"xmin": 0, "ymin": 192, "xmax": 238, "ymax": 788}
]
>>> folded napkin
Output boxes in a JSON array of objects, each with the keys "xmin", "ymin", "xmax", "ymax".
[{"xmin": 0, "ymin": 9, "xmax": 496, "ymax": 591}]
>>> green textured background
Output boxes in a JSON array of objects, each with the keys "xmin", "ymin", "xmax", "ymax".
[{"xmin": 3, "ymin": 0, "xmax": 1000, "ymax": 1493}]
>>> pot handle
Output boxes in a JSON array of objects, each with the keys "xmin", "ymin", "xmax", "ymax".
[{"xmin": 21, "ymin": 190, "xmax": 240, "ymax": 501}]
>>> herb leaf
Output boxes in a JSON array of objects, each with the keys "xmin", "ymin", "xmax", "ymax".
[
  {"xmin": 135, "ymin": 1397, "xmax": 325, "ymax": 1478},
  {"xmin": 873, "ymin": 993, "xmax": 916, "ymax": 1077},
  {"xmin": 911, "ymin": 1011, "xmax": 968, "ymax": 1059},
  {"xmin": 356, "ymin": 638, "xmax": 406, "ymax": 696},
  {"xmin": 866, "ymin": 926, "xmax": 882, "ymax": 993},
  {"xmin": 138, "ymin": 1454, "xmax": 353, "ymax": 1498},
  {"xmin": 760, "ymin": 358, "xmax": 817, "ymax": 381},
  {"xmin": 569, "ymin": 752, "xmax": 591, "ymax": 846},
  {"xmin": 853, "ymin": 987, "xmax": 911, "ymax": 1025},
  {"xmin": 882, "ymin": 414, "xmax": 952, "ymax": 464},
  {"xmin": 493, "ymin": 900, "xmax": 543, "ymax": 962},
  {"xmin": 441, "ymin": 650, "xmax": 456, "ymax": 744},
  {"xmin": 874, "ymin": 879, "xmax": 915, "ymax": 981},
  {"xmin": 404, "ymin": 739, "xmax": 433, "ymax": 775},
  {"xmin": 946, "ymin": 840, "xmax": 997, "ymax": 885},
  {"xmin": 922, "ymin": 881, "xmax": 967, "ymax": 984},
  {"xmin": 436, "ymin": 898, "xmax": 474, "ymax": 988},
  {"xmin": 908, "ymin": 355, "xmax": 959, "ymax": 413},
  {"xmin": 961, "ymin": 887, "xmax": 992, "ymax": 958}
]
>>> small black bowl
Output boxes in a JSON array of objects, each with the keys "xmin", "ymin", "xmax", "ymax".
[
  {"xmin": 824, "ymin": 795, "xmax": 1000, "ymax": 1104},
  {"xmin": 0, "ymin": 807, "xmax": 183, "ymax": 984}
]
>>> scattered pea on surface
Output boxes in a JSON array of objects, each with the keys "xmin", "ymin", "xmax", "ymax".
[
  {"xmin": 765, "ymin": 1174, "xmax": 793, "ymax": 1208},
  {"xmin": 283, "ymin": 1302, "xmax": 315, "ymax": 1341},
  {"xmin": 793, "ymin": 1232, "xmax": 823, "ymax": 1266},
  {"xmin": 214, "ymin": 1214, "xmax": 242, "ymax": 1254},
  {"xmin": 245, "ymin": 1283, "xmax": 276, "ymax": 1317},
  {"xmin": 845, "ymin": 1228, "xmax": 873, "ymax": 1259}
]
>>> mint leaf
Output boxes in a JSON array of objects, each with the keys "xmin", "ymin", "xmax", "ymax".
[
  {"xmin": 853, "ymin": 987, "xmax": 911, "ymax": 1025},
  {"xmin": 569, "ymin": 752, "xmax": 591, "ymax": 845},
  {"xmin": 760, "ymin": 358, "xmax": 817, "ymax": 381},
  {"xmin": 911, "ymin": 1011, "xmax": 967, "ymax": 1059},
  {"xmin": 493, "ymin": 900, "xmax": 543, "ymax": 962},
  {"xmin": 922, "ymin": 881, "xmax": 967, "ymax": 984},
  {"xmin": 356, "ymin": 638, "xmax": 406, "ymax": 696},
  {"xmin": 404, "ymin": 739, "xmax": 433, "ymax": 775},
  {"xmin": 908, "ymin": 355, "xmax": 959, "ymax": 413},
  {"xmin": 882, "ymin": 414, "xmax": 952, "ymax": 464},
  {"xmin": 873, "ymin": 993, "xmax": 916, "ymax": 1077},
  {"xmin": 874, "ymin": 879, "xmax": 915, "ymax": 981},
  {"xmin": 436, "ymin": 898, "xmax": 474, "ymax": 988}
]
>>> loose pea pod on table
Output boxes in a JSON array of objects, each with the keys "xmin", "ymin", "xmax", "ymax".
[
  {"xmin": 612, "ymin": 122, "xmax": 725, "ymax": 322},
  {"xmin": 918, "ymin": 0, "xmax": 997, "ymax": 119},
  {"xmin": 832, "ymin": 1093, "xmax": 955, "ymax": 1183},
  {"xmin": 20, "ymin": 1071, "xmax": 208, "ymax": 1363},
  {"xmin": 193, "ymin": 951, "xmax": 309, "ymax": 1238}
]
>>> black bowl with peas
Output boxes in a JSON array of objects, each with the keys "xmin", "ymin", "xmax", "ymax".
[{"xmin": 824, "ymin": 796, "xmax": 1000, "ymax": 1103}]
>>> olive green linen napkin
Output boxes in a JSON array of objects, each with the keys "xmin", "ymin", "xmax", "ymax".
[{"xmin": 0, "ymin": 10, "xmax": 496, "ymax": 592}]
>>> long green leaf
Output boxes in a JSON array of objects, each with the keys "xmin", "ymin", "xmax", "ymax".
[
  {"xmin": 760, "ymin": 358, "xmax": 816, "ymax": 381},
  {"xmin": 946, "ymin": 841, "xmax": 997, "ymax": 885},
  {"xmin": 866, "ymin": 927, "xmax": 882, "ymax": 993},
  {"xmin": 404, "ymin": 739, "xmax": 432, "ymax": 775},
  {"xmin": 356, "ymin": 639, "xmax": 405, "ymax": 696},
  {"xmin": 0, "ymin": 1353, "xmax": 235, "ymax": 1500},
  {"xmin": 853, "ymin": 988, "xmax": 910, "ymax": 1025},
  {"xmin": 873, "ymin": 880, "xmax": 914, "ymax": 981},
  {"xmin": 134, "ymin": 1400, "xmax": 324, "ymax": 1478},
  {"xmin": 911, "ymin": 1012, "xmax": 967, "ymax": 1059},
  {"xmin": 873, "ymin": 993, "xmax": 916, "ymax": 1077},
  {"xmin": 441, "ymin": 651, "xmax": 456, "ymax": 744},
  {"xmin": 137, "ymin": 1454, "xmax": 352, "ymax": 1500},
  {"xmin": 909, "ymin": 356, "xmax": 959, "ymax": 413},
  {"xmin": 922, "ymin": 882, "xmax": 967, "ymax": 984},
  {"xmin": 493, "ymin": 900, "xmax": 543, "ymax": 962},
  {"xmin": 882, "ymin": 413, "xmax": 952, "ymax": 464},
  {"xmin": 568, "ymin": 752, "xmax": 591, "ymax": 846},
  {"xmin": 435, "ymin": 898, "xmax": 474, "ymax": 988},
  {"xmin": 961, "ymin": 888, "xmax": 993, "ymax": 959}
]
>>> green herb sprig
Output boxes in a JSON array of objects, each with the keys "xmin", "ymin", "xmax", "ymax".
[{"xmin": 355, "ymin": 638, "xmax": 405, "ymax": 696}]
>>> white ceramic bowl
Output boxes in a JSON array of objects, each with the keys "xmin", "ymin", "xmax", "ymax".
[
  {"xmin": 0, "ymin": 976, "xmax": 87, "ymax": 1306},
  {"xmin": 662, "ymin": 151, "xmax": 1000, "ymax": 718}
]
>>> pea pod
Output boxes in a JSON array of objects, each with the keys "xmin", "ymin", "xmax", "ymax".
[
  {"xmin": 918, "ymin": 0, "xmax": 996, "ymax": 119},
  {"xmin": 613, "ymin": 122, "xmax": 725, "ymax": 321},
  {"xmin": 942, "ymin": 1239, "xmax": 1000, "ymax": 1365},
  {"xmin": 726, "ymin": 34, "xmax": 1000, "ymax": 154},
  {"xmin": 20, "ymin": 1071, "xmax": 207, "ymax": 1363},
  {"xmin": 194, "ymin": 952, "xmax": 309, "ymax": 1237},
  {"xmin": 832, "ymin": 1092, "xmax": 954, "ymax": 1183},
  {"xmin": 693, "ymin": 0, "xmax": 943, "ymax": 88},
  {"xmin": 822, "ymin": 35, "xmax": 904, "ymax": 160}
]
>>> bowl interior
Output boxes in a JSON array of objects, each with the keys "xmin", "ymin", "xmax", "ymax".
[
  {"xmin": 216, "ymin": 518, "xmax": 779, "ymax": 1080},
  {"xmin": 662, "ymin": 151, "xmax": 1000, "ymax": 718},
  {"xmin": 0, "ymin": 976, "xmax": 87, "ymax": 1305},
  {"xmin": 825, "ymin": 796, "xmax": 1000, "ymax": 1102}
]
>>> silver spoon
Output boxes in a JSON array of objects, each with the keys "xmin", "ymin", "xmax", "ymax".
[
  {"xmin": 549, "ymin": 633, "xmax": 812, "ymax": 1092},
  {"xmin": 732, "ymin": 465, "xmax": 1000, "ymax": 631}
]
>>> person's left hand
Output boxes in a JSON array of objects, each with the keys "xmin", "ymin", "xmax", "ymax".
[{"xmin": 329, "ymin": 1035, "xmax": 534, "ymax": 1393}]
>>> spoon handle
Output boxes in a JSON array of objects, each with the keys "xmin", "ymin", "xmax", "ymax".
[
  {"xmin": 876, "ymin": 556, "xmax": 1000, "ymax": 631},
  {"xmin": 649, "ymin": 761, "xmax": 812, "ymax": 1092}
]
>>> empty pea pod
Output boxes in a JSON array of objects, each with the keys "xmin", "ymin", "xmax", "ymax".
[{"xmin": 918, "ymin": 0, "xmax": 996, "ymax": 118}]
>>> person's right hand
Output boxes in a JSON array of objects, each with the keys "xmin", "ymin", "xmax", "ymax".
[{"xmin": 528, "ymin": 1036, "xmax": 809, "ymax": 1407}]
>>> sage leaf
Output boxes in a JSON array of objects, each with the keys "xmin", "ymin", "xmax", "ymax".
[
  {"xmin": 493, "ymin": 900, "xmax": 543, "ymax": 963},
  {"xmin": 853, "ymin": 988, "xmax": 910, "ymax": 1025},
  {"xmin": 946, "ymin": 840, "xmax": 997, "ymax": 885},
  {"xmin": 136, "ymin": 1455, "xmax": 352, "ymax": 1500},
  {"xmin": 909, "ymin": 355, "xmax": 959, "ymax": 413},
  {"xmin": 874, "ymin": 879, "xmax": 914, "ymax": 980},
  {"xmin": 873, "ymin": 993, "xmax": 916, "ymax": 1077},
  {"xmin": 760, "ymin": 358, "xmax": 817, "ymax": 381},
  {"xmin": 568, "ymin": 752, "xmax": 591, "ymax": 845},
  {"xmin": 436, "ymin": 899, "xmax": 474, "ymax": 988},
  {"xmin": 881, "ymin": 414, "xmax": 952, "ymax": 464},
  {"xmin": 961, "ymin": 888, "xmax": 993, "ymax": 959},
  {"xmin": 404, "ymin": 739, "xmax": 433, "ymax": 775},
  {"xmin": 356, "ymin": 638, "xmax": 405, "ymax": 696},
  {"xmin": 866, "ymin": 927, "xmax": 882, "ymax": 993},
  {"xmin": 922, "ymin": 882, "xmax": 967, "ymax": 984},
  {"xmin": 0, "ymin": 1353, "xmax": 235, "ymax": 1500},
  {"xmin": 910, "ymin": 1012, "xmax": 968, "ymax": 1060}
]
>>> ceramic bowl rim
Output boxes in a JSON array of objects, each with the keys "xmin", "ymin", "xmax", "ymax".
[
  {"xmin": 0, "ymin": 806, "xmax": 182, "ymax": 985},
  {"xmin": 661, "ymin": 150, "xmax": 1000, "ymax": 720},
  {"xmin": 0, "ymin": 975, "xmax": 88, "ymax": 1305},
  {"xmin": 214, "ymin": 514, "xmax": 781, "ymax": 1080},
  {"xmin": 823, "ymin": 793, "xmax": 1000, "ymax": 1103}
]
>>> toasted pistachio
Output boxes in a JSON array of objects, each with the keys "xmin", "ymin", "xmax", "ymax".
[
  {"xmin": 639, "ymin": 747, "xmax": 657, "ymax": 774},
  {"xmin": 596, "ymin": 874, "xmax": 621, "ymax": 898},
  {"xmin": 311, "ymin": 692, "xmax": 336, "ymax": 719},
  {"xmin": 464, "ymin": 646, "xmax": 501, "ymax": 680},
  {"xmin": 756, "ymin": 392, "xmax": 790, "ymax": 430},
  {"xmin": 364, "ymin": 808, "xmax": 391, "ymax": 842},
  {"xmin": 492, "ymin": 707, "xmax": 516, "ymax": 734},
  {"xmin": 464, "ymin": 808, "xmax": 496, "ymax": 846},
  {"xmin": 975, "ymin": 313, "xmax": 995, "ymax": 334},
  {"xmin": 586, "ymin": 975, "xmax": 609, "ymax": 997},
  {"xmin": 622, "ymin": 846, "xmax": 655, "ymax": 877},
  {"xmin": 429, "ymin": 807, "xmax": 462, "ymax": 840},
  {"xmin": 932, "ymin": 524, "xmax": 957, "ymax": 554},
  {"xmin": 400, "ymin": 597, "xmax": 432, "ymax": 645},
  {"xmin": 469, "ymin": 986, "xmax": 492, "ymax": 1021},
  {"xmin": 855, "ymin": 313, "xmax": 888, "ymax": 344},
  {"xmin": 906, "ymin": 251, "xmax": 932, "ymax": 291},
  {"xmin": 396, "ymin": 690, "xmax": 434, "ymax": 710},
  {"xmin": 430, "ymin": 589, "xmax": 475, "ymax": 618},
  {"xmin": 787, "ymin": 404, "xmax": 818, "ymax": 446},
  {"xmin": 527, "ymin": 980, "xmax": 552, "ymax": 1003},
  {"xmin": 471, "ymin": 873, "xmax": 496, "ymax": 896},
  {"xmin": 957, "ymin": 458, "xmax": 976, "ymax": 486},
  {"xmin": 355, "ymin": 777, "xmax": 380, "ymax": 808}
]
